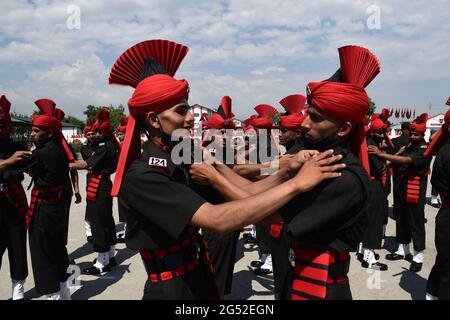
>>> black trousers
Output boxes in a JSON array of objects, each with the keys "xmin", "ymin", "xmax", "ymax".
[
  {"xmin": 63, "ymin": 195, "xmax": 72, "ymax": 245},
  {"xmin": 255, "ymin": 224, "xmax": 271, "ymax": 256},
  {"xmin": 269, "ymin": 227, "xmax": 293, "ymax": 300},
  {"xmin": 29, "ymin": 202, "xmax": 69, "ymax": 295},
  {"xmin": 363, "ymin": 180, "xmax": 388, "ymax": 249},
  {"xmin": 203, "ymin": 229, "xmax": 239, "ymax": 297},
  {"xmin": 392, "ymin": 171, "xmax": 400, "ymax": 220},
  {"xmin": 0, "ymin": 199, "xmax": 28, "ymax": 281},
  {"xmin": 142, "ymin": 263, "xmax": 217, "ymax": 300},
  {"xmin": 396, "ymin": 197, "xmax": 426, "ymax": 252},
  {"xmin": 427, "ymin": 208, "xmax": 450, "ymax": 299},
  {"xmin": 89, "ymin": 181, "xmax": 117, "ymax": 253}
]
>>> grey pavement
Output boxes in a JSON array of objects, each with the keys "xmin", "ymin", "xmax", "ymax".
[{"xmin": 0, "ymin": 172, "xmax": 439, "ymax": 300}]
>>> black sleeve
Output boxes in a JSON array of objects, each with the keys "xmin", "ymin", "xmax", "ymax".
[
  {"xmin": 2, "ymin": 151, "xmax": 39, "ymax": 180},
  {"xmin": 408, "ymin": 146, "xmax": 429, "ymax": 169},
  {"xmin": 279, "ymin": 171, "xmax": 365, "ymax": 239},
  {"xmin": 369, "ymin": 153, "xmax": 385, "ymax": 174},
  {"xmin": 86, "ymin": 145, "xmax": 108, "ymax": 170},
  {"xmin": 124, "ymin": 168, "xmax": 207, "ymax": 239}
]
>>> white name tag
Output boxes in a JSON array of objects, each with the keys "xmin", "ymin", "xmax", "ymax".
[
  {"xmin": 99, "ymin": 142, "xmax": 106, "ymax": 146},
  {"xmin": 148, "ymin": 157, "xmax": 168, "ymax": 168}
]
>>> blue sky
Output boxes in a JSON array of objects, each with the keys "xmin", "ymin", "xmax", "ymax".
[{"xmin": 1, "ymin": 0, "xmax": 449, "ymax": 121}]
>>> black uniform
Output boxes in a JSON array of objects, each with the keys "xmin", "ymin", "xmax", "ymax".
[
  {"xmin": 267, "ymin": 142, "xmax": 299, "ymax": 299},
  {"xmin": 396, "ymin": 141, "xmax": 431, "ymax": 252},
  {"xmin": 363, "ymin": 137, "xmax": 388, "ymax": 250},
  {"xmin": 427, "ymin": 139, "xmax": 450, "ymax": 299},
  {"xmin": 193, "ymin": 141, "xmax": 239, "ymax": 297},
  {"xmin": 391, "ymin": 134, "xmax": 410, "ymax": 219},
  {"xmin": 6, "ymin": 139, "xmax": 70, "ymax": 295},
  {"xmin": 85, "ymin": 139, "xmax": 118, "ymax": 253},
  {"xmin": 62, "ymin": 144, "xmax": 77, "ymax": 245},
  {"xmin": 0, "ymin": 138, "xmax": 28, "ymax": 281},
  {"xmin": 279, "ymin": 143, "xmax": 370, "ymax": 300},
  {"xmin": 80, "ymin": 142, "xmax": 97, "ymax": 225},
  {"xmin": 119, "ymin": 142, "xmax": 218, "ymax": 300}
]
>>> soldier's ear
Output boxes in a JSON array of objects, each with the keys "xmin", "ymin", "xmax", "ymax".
[
  {"xmin": 336, "ymin": 121, "xmax": 352, "ymax": 139},
  {"xmin": 146, "ymin": 112, "xmax": 160, "ymax": 130}
]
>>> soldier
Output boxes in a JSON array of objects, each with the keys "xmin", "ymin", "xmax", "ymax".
[
  {"xmin": 425, "ymin": 108, "xmax": 450, "ymax": 299},
  {"xmin": 5, "ymin": 99, "xmax": 75, "ymax": 300},
  {"xmin": 70, "ymin": 108, "xmax": 120, "ymax": 274},
  {"xmin": 0, "ymin": 95, "xmax": 31, "ymax": 300},
  {"xmin": 370, "ymin": 113, "xmax": 431, "ymax": 272},
  {"xmin": 80, "ymin": 118, "xmax": 96, "ymax": 243},
  {"xmin": 109, "ymin": 39, "xmax": 344, "ymax": 299}
]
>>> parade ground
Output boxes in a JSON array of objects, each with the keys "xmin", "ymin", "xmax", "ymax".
[{"xmin": 0, "ymin": 172, "xmax": 439, "ymax": 300}]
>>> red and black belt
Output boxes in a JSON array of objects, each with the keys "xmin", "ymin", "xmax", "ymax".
[
  {"xmin": 440, "ymin": 192, "xmax": 450, "ymax": 209},
  {"xmin": 27, "ymin": 185, "xmax": 64, "ymax": 229},
  {"xmin": 86, "ymin": 171, "xmax": 110, "ymax": 202},
  {"xmin": 0, "ymin": 181, "xmax": 28, "ymax": 219},
  {"xmin": 139, "ymin": 233, "xmax": 219, "ymax": 299},
  {"xmin": 290, "ymin": 241, "xmax": 350, "ymax": 300},
  {"xmin": 404, "ymin": 173, "xmax": 421, "ymax": 204}
]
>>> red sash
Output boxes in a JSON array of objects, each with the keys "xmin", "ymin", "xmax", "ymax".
[
  {"xmin": 27, "ymin": 185, "xmax": 64, "ymax": 229},
  {"xmin": 406, "ymin": 175, "xmax": 421, "ymax": 204},
  {"xmin": 86, "ymin": 171, "xmax": 109, "ymax": 202},
  {"xmin": 290, "ymin": 241, "xmax": 349, "ymax": 300},
  {"xmin": 269, "ymin": 223, "xmax": 283, "ymax": 238},
  {"xmin": 0, "ymin": 182, "xmax": 28, "ymax": 219},
  {"xmin": 139, "ymin": 233, "xmax": 220, "ymax": 299}
]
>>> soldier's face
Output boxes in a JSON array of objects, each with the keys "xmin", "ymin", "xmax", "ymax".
[
  {"xmin": 156, "ymin": 99, "xmax": 193, "ymax": 135},
  {"xmin": 279, "ymin": 127, "xmax": 299, "ymax": 146},
  {"xmin": 117, "ymin": 132, "xmax": 125, "ymax": 142},
  {"xmin": 371, "ymin": 130, "xmax": 385, "ymax": 140},
  {"xmin": 410, "ymin": 131, "xmax": 424, "ymax": 143},
  {"xmin": 302, "ymin": 106, "xmax": 348, "ymax": 141},
  {"xmin": 30, "ymin": 126, "xmax": 51, "ymax": 144},
  {"xmin": 86, "ymin": 131, "xmax": 95, "ymax": 143},
  {"xmin": 95, "ymin": 131, "xmax": 107, "ymax": 141}
]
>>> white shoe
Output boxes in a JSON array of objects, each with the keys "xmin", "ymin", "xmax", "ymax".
[
  {"xmin": 12, "ymin": 280, "xmax": 25, "ymax": 300},
  {"xmin": 47, "ymin": 291, "xmax": 62, "ymax": 300},
  {"xmin": 426, "ymin": 292, "xmax": 438, "ymax": 300}
]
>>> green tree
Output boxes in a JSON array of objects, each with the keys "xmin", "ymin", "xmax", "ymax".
[
  {"xmin": 63, "ymin": 115, "xmax": 84, "ymax": 129},
  {"xmin": 368, "ymin": 97, "xmax": 376, "ymax": 117}
]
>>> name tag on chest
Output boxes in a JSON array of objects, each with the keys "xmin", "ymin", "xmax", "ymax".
[{"xmin": 148, "ymin": 157, "xmax": 168, "ymax": 168}]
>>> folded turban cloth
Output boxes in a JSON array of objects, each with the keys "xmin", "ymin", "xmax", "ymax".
[{"xmin": 279, "ymin": 113, "xmax": 305, "ymax": 131}]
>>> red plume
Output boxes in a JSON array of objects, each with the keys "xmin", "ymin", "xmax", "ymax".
[
  {"xmin": 109, "ymin": 39, "xmax": 189, "ymax": 88},
  {"xmin": 35, "ymin": 99, "xmax": 56, "ymax": 115},
  {"xmin": 119, "ymin": 116, "xmax": 128, "ymax": 126},
  {"xmin": 254, "ymin": 104, "xmax": 278, "ymax": 118},
  {"xmin": 413, "ymin": 109, "xmax": 416, "ymax": 118},
  {"xmin": 388, "ymin": 108, "xmax": 393, "ymax": 117},
  {"xmin": 97, "ymin": 108, "xmax": 110, "ymax": 122},
  {"xmin": 0, "ymin": 95, "xmax": 11, "ymax": 113},
  {"xmin": 401, "ymin": 108, "xmax": 405, "ymax": 118},
  {"xmin": 446, "ymin": 97, "xmax": 450, "ymax": 106},
  {"xmin": 380, "ymin": 108, "xmax": 390, "ymax": 122},
  {"xmin": 279, "ymin": 94, "xmax": 306, "ymax": 114},
  {"xmin": 417, "ymin": 113, "xmax": 429, "ymax": 124},
  {"xmin": 220, "ymin": 96, "xmax": 232, "ymax": 119},
  {"xmin": 53, "ymin": 108, "xmax": 65, "ymax": 122},
  {"xmin": 395, "ymin": 109, "xmax": 400, "ymax": 118},
  {"xmin": 338, "ymin": 45, "xmax": 381, "ymax": 88}
]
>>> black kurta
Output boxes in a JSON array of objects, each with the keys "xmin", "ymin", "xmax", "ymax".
[
  {"xmin": 6, "ymin": 139, "xmax": 70, "ymax": 295},
  {"xmin": 396, "ymin": 141, "xmax": 431, "ymax": 252},
  {"xmin": 279, "ymin": 143, "xmax": 370, "ymax": 300},
  {"xmin": 80, "ymin": 142, "xmax": 97, "ymax": 223},
  {"xmin": 391, "ymin": 134, "xmax": 410, "ymax": 219},
  {"xmin": 363, "ymin": 136, "xmax": 388, "ymax": 249},
  {"xmin": 427, "ymin": 139, "xmax": 450, "ymax": 299},
  {"xmin": 0, "ymin": 138, "xmax": 28, "ymax": 281},
  {"xmin": 85, "ymin": 139, "xmax": 118, "ymax": 253},
  {"xmin": 118, "ymin": 142, "xmax": 217, "ymax": 300}
]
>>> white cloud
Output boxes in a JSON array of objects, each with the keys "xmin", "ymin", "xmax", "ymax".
[{"xmin": 251, "ymin": 66, "xmax": 286, "ymax": 75}]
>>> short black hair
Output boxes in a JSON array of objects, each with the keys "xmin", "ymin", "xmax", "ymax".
[{"xmin": 401, "ymin": 122, "xmax": 411, "ymax": 131}]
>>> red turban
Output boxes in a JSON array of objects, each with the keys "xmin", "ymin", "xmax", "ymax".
[
  {"xmin": 128, "ymin": 75, "xmax": 189, "ymax": 115},
  {"xmin": 83, "ymin": 118, "xmax": 95, "ymax": 136},
  {"xmin": 253, "ymin": 117, "xmax": 273, "ymax": 129},
  {"xmin": 204, "ymin": 96, "xmax": 235, "ymax": 129},
  {"xmin": 0, "ymin": 95, "xmax": 12, "ymax": 126},
  {"xmin": 32, "ymin": 99, "xmax": 74, "ymax": 162},
  {"xmin": 369, "ymin": 118, "xmax": 386, "ymax": 131},
  {"xmin": 93, "ymin": 108, "xmax": 122, "ymax": 151},
  {"xmin": 410, "ymin": 113, "xmax": 428, "ymax": 134},
  {"xmin": 424, "ymin": 109, "xmax": 450, "ymax": 157},
  {"xmin": 279, "ymin": 113, "xmax": 305, "ymax": 131},
  {"xmin": 116, "ymin": 117, "xmax": 128, "ymax": 133},
  {"xmin": 307, "ymin": 81, "xmax": 370, "ymax": 174}
]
